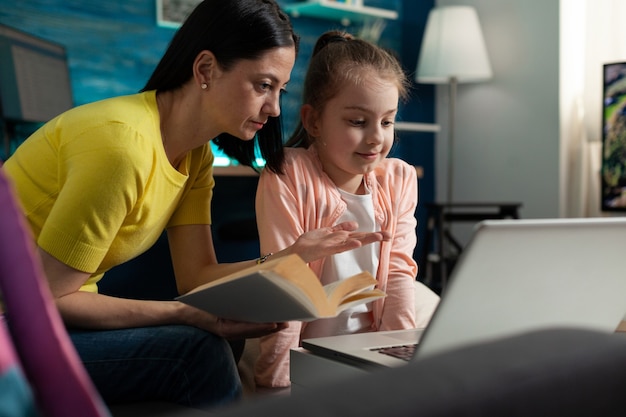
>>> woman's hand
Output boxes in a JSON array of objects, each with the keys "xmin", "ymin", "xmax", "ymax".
[
  {"xmin": 213, "ymin": 318, "xmax": 288, "ymax": 340},
  {"xmin": 289, "ymin": 221, "xmax": 391, "ymax": 264},
  {"xmin": 179, "ymin": 303, "xmax": 287, "ymax": 340}
]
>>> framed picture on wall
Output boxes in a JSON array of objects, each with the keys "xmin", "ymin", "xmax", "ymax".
[
  {"xmin": 156, "ymin": 0, "xmax": 201, "ymax": 28},
  {"xmin": 601, "ymin": 61, "xmax": 626, "ymax": 211}
]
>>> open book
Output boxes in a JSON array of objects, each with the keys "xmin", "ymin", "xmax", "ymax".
[{"xmin": 176, "ymin": 254, "xmax": 386, "ymax": 322}]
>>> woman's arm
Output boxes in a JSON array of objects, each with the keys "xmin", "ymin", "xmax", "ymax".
[
  {"xmin": 40, "ymin": 247, "xmax": 284, "ymax": 339},
  {"xmin": 168, "ymin": 222, "xmax": 390, "ymax": 294},
  {"xmin": 167, "ymin": 223, "xmax": 258, "ymax": 294}
]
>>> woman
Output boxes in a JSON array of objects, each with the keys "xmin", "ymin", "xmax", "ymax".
[{"xmin": 3, "ymin": 0, "xmax": 388, "ymax": 409}]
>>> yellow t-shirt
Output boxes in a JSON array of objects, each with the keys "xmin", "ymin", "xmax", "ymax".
[{"xmin": 4, "ymin": 91, "xmax": 214, "ymax": 292}]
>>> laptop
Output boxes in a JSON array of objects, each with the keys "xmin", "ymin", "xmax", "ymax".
[{"xmin": 301, "ymin": 217, "xmax": 626, "ymax": 370}]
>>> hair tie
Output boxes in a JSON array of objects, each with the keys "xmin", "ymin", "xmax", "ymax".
[{"xmin": 313, "ymin": 31, "xmax": 353, "ymax": 56}]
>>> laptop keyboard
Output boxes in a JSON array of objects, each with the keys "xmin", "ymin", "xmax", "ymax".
[{"xmin": 372, "ymin": 343, "xmax": 417, "ymax": 361}]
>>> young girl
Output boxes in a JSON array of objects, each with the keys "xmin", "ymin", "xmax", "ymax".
[{"xmin": 254, "ymin": 30, "xmax": 439, "ymax": 389}]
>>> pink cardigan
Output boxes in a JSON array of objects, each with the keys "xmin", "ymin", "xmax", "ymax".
[{"xmin": 254, "ymin": 147, "xmax": 418, "ymax": 387}]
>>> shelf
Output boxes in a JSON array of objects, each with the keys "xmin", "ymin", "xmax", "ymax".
[
  {"xmin": 283, "ymin": 1, "xmax": 398, "ymax": 26},
  {"xmin": 395, "ymin": 122, "xmax": 440, "ymax": 133}
]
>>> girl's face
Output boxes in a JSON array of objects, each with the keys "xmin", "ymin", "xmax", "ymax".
[
  {"xmin": 308, "ymin": 74, "xmax": 399, "ymax": 194},
  {"xmin": 209, "ymin": 46, "xmax": 295, "ymax": 140}
]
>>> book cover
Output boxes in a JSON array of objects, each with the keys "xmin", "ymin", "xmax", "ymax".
[{"xmin": 176, "ymin": 254, "xmax": 385, "ymax": 322}]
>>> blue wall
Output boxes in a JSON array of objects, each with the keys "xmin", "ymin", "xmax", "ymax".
[
  {"xmin": 0, "ymin": 0, "xmax": 171, "ymax": 105},
  {"xmin": 0, "ymin": 0, "xmax": 433, "ymax": 141},
  {"xmin": 0, "ymin": 0, "xmax": 435, "ymax": 274}
]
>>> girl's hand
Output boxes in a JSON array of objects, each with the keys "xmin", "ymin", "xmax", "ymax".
[{"xmin": 290, "ymin": 221, "xmax": 390, "ymax": 263}]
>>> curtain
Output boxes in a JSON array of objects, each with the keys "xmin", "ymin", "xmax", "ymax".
[{"xmin": 561, "ymin": 0, "xmax": 626, "ymax": 217}]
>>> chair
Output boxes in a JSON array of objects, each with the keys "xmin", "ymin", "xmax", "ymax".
[
  {"xmin": 0, "ymin": 166, "xmax": 110, "ymax": 417},
  {"xmin": 0, "ymin": 316, "xmax": 40, "ymax": 417},
  {"xmin": 413, "ymin": 280, "xmax": 439, "ymax": 329}
]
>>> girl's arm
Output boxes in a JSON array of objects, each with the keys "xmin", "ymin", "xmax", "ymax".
[
  {"xmin": 379, "ymin": 164, "xmax": 419, "ymax": 330},
  {"xmin": 253, "ymin": 165, "xmax": 308, "ymax": 388}
]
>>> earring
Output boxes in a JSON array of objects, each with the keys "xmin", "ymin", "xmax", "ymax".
[{"xmin": 201, "ymin": 83, "xmax": 208, "ymax": 90}]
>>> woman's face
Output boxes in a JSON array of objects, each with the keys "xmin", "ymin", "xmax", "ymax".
[{"xmin": 209, "ymin": 46, "xmax": 296, "ymax": 140}]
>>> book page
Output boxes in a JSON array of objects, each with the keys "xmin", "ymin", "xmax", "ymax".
[
  {"xmin": 177, "ymin": 255, "xmax": 383, "ymax": 321},
  {"xmin": 269, "ymin": 256, "xmax": 333, "ymax": 315},
  {"xmin": 324, "ymin": 272, "xmax": 379, "ymax": 310},
  {"xmin": 335, "ymin": 290, "xmax": 387, "ymax": 314}
]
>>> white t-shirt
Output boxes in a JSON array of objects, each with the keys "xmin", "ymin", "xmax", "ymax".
[{"xmin": 302, "ymin": 185, "xmax": 380, "ymax": 338}]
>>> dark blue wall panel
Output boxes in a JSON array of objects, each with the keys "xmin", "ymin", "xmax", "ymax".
[{"xmin": 398, "ymin": 0, "xmax": 436, "ymax": 278}]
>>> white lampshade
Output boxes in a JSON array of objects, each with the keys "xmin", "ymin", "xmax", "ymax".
[{"xmin": 416, "ymin": 6, "xmax": 492, "ymax": 84}]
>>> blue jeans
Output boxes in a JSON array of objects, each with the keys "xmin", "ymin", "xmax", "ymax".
[{"xmin": 69, "ymin": 325, "xmax": 242, "ymax": 409}]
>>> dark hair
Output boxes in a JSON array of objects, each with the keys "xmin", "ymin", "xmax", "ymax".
[
  {"xmin": 142, "ymin": 0, "xmax": 300, "ymax": 173},
  {"xmin": 286, "ymin": 30, "xmax": 409, "ymax": 148}
]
